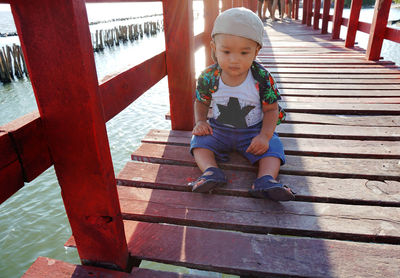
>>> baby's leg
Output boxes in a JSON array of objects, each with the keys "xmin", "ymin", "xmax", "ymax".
[
  {"xmin": 257, "ymin": 156, "xmax": 281, "ymax": 179},
  {"xmin": 192, "ymin": 147, "xmax": 218, "ymax": 172}
]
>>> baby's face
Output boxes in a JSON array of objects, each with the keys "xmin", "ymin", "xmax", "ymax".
[{"xmin": 211, "ymin": 34, "xmax": 260, "ymax": 86}]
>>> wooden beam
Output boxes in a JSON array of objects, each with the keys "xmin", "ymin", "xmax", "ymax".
[
  {"xmin": 163, "ymin": 0, "xmax": 195, "ymax": 131},
  {"xmin": 366, "ymin": 0, "xmax": 392, "ymax": 60},
  {"xmin": 345, "ymin": 0, "xmax": 362, "ymax": 48},
  {"xmin": 100, "ymin": 52, "xmax": 167, "ymax": 122},
  {"xmin": 331, "ymin": 0, "xmax": 344, "ymax": 39},
  {"xmin": 10, "ymin": 0, "xmax": 129, "ymax": 270},
  {"xmin": 321, "ymin": 0, "xmax": 330, "ymax": 34},
  {"xmin": 313, "ymin": 0, "xmax": 321, "ymax": 30}
]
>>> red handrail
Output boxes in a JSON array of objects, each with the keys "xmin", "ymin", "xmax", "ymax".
[{"xmin": 303, "ymin": 0, "xmax": 397, "ymax": 61}]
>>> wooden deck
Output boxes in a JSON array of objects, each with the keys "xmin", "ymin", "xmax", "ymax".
[{"xmin": 62, "ymin": 20, "xmax": 400, "ymax": 277}]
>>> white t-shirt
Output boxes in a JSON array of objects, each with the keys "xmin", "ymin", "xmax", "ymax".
[{"xmin": 211, "ymin": 70, "xmax": 263, "ymax": 128}]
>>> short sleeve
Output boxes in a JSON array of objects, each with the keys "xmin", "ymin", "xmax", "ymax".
[
  {"xmin": 195, "ymin": 65, "xmax": 220, "ymax": 103},
  {"xmin": 260, "ymin": 71, "xmax": 281, "ymax": 105}
]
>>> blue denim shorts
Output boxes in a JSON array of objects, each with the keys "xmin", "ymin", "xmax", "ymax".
[{"xmin": 190, "ymin": 119, "xmax": 286, "ymax": 165}]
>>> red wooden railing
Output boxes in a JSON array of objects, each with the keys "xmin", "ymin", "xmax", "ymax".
[
  {"xmin": 0, "ymin": 0, "xmax": 258, "ymax": 272},
  {"xmin": 302, "ymin": 0, "xmax": 399, "ymax": 60},
  {"xmin": 0, "ymin": 0, "xmax": 397, "ymax": 272}
]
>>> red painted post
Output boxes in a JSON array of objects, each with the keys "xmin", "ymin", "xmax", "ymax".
[
  {"xmin": 204, "ymin": 0, "xmax": 219, "ymax": 66},
  {"xmin": 345, "ymin": 0, "xmax": 362, "ymax": 47},
  {"xmin": 249, "ymin": 0, "xmax": 258, "ymax": 12},
  {"xmin": 163, "ymin": 0, "xmax": 195, "ymax": 131},
  {"xmin": 294, "ymin": 0, "xmax": 299, "ymax": 19},
  {"xmin": 331, "ymin": 0, "xmax": 344, "ymax": 39},
  {"xmin": 366, "ymin": 0, "xmax": 392, "ymax": 60},
  {"xmin": 321, "ymin": 0, "xmax": 331, "ymax": 34},
  {"xmin": 222, "ymin": 0, "xmax": 232, "ymax": 11},
  {"xmin": 306, "ymin": 0, "xmax": 313, "ymax": 26},
  {"xmin": 10, "ymin": 0, "xmax": 130, "ymax": 271},
  {"xmin": 302, "ymin": 0, "xmax": 308, "ymax": 24},
  {"xmin": 233, "ymin": 0, "xmax": 241, "ymax": 7},
  {"xmin": 313, "ymin": 0, "xmax": 321, "ymax": 29}
]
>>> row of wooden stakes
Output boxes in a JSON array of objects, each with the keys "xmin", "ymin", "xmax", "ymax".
[
  {"xmin": 0, "ymin": 44, "xmax": 28, "ymax": 84},
  {"xmin": 92, "ymin": 21, "xmax": 163, "ymax": 52},
  {"xmin": 0, "ymin": 21, "xmax": 163, "ymax": 83}
]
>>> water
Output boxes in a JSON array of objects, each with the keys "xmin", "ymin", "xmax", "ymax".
[{"xmin": 0, "ymin": 2, "xmax": 399, "ymax": 278}]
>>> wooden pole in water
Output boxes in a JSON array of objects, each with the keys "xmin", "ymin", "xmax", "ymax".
[
  {"xmin": 10, "ymin": 0, "xmax": 130, "ymax": 271},
  {"xmin": 163, "ymin": 0, "xmax": 195, "ymax": 131}
]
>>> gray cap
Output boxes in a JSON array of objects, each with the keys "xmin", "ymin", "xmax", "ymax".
[{"xmin": 211, "ymin": 7, "xmax": 264, "ymax": 47}]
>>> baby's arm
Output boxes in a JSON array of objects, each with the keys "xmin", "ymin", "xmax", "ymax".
[
  {"xmin": 192, "ymin": 99, "xmax": 213, "ymax": 136},
  {"xmin": 246, "ymin": 102, "xmax": 279, "ymax": 155}
]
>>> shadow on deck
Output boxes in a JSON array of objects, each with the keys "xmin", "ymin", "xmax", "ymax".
[{"xmin": 29, "ymin": 20, "xmax": 400, "ymax": 278}]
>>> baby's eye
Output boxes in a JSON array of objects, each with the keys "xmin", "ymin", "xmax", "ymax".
[
  {"xmin": 223, "ymin": 50, "xmax": 230, "ymax": 54},
  {"xmin": 241, "ymin": 52, "xmax": 249, "ymax": 55}
]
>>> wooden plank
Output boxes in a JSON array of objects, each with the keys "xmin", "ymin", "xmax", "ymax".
[
  {"xmin": 65, "ymin": 220, "xmax": 400, "ymax": 277},
  {"xmin": 142, "ymin": 129, "xmax": 400, "ymax": 158},
  {"xmin": 279, "ymin": 84, "xmax": 400, "ymax": 90},
  {"xmin": 274, "ymin": 73, "xmax": 400, "ymax": 79},
  {"xmin": 117, "ymin": 186, "xmax": 400, "ymax": 243},
  {"xmin": 121, "ymin": 221, "xmax": 400, "ymax": 277},
  {"xmin": 280, "ymin": 102, "xmax": 400, "ymax": 114},
  {"xmin": 117, "ymin": 161, "xmax": 400, "ymax": 207},
  {"xmin": 130, "ymin": 143, "xmax": 400, "ymax": 180},
  {"xmin": 282, "ymin": 96, "xmax": 400, "ymax": 104},
  {"xmin": 22, "ymin": 257, "xmax": 205, "ymax": 278},
  {"xmin": 284, "ymin": 113, "xmax": 400, "ymax": 127},
  {"xmin": 259, "ymin": 58, "xmax": 394, "ymax": 65},
  {"xmin": 266, "ymin": 67, "xmax": 400, "ymax": 72},
  {"xmin": 1, "ymin": 112, "xmax": 52, "ymax": 182},
  {"xmin": 117, "ymin": 162, "xmax": 400, "ymax": 206},
  {"xmin": 279, "ymin": 89, "xmax": 400, "ymax": 97},
  {"xmin": 276, "ymin": 123, "xmax": 400, "ymax": 140},
  {"xmin": 276, "ymin": 78, "xmax": 400, "ymax": 84}
]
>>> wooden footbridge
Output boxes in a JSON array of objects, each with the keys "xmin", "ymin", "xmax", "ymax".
[{"xmin": 1, "ymin": 0, "xmax": 400, "ymax": 277}]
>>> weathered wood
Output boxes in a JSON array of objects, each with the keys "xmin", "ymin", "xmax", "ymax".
[
  {"xmin": 124, "ymin": 221, "xmax": 400, "ymax": 277},
  {"xmin": 1, "ymin": 112, "xmax": 52, "ymax": 182},
  {"xmin": 282, "ymin": 96, "xmax": 400, "ymax": 104},
  {"xmin": 284, "ymin": 113, "xmax": 400, "ymax": 127},
  {"xmin": 117, "ymin": 162, "xmax": 400, "ymax": 206},
  {"xmin": 65, "ymin": 221, "xmax": 400, "ymax": 277},
  {"xmin": 279, "ymin": 89, "xmax": 400, "ymax": 97},
  {"xmin": 117, "ymin": 186, "xmax": 400, "ymax": 243},
  {"xmin": 130, "ymin": 143, "xmax": 400, "ymax": 180},
  {"xmin": 321, "ymin": 0, "xmax": 330, "ymax": 33},
  {"xmin": 123, "ymin": 161, "xmax": 400, "ymax": 205},
  {"xmin": 11, "ymin": 0, "xmax": 129, "ymax": 270},
  {"xmin": 142, "ymin": 129, "xmax": 400, "ymax": 158},
  {"xmin": 23, "ymin": 257, "xmax": 205, "ymax": 278},
  {"xmin": 280, "ymin": 102, "xmax": 400, "ymax": 115},
  {"xmin": 258, "ymin": 58, "xmax": 394, "ymax": 65}
]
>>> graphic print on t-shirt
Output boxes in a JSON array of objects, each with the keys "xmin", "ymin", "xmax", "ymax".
[{"xmin": 216, "ymin": 97, "xmax": 255, "ymax": 128}]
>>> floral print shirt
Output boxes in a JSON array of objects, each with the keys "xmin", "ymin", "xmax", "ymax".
[{"xmin": 196, "ymin": 61, "xmax": 286, "ymax": 125}]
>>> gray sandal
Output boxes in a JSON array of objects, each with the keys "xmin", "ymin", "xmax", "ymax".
[{"xmin": 190, "ymin": 167, "xmax": 227, "ymax": 193}]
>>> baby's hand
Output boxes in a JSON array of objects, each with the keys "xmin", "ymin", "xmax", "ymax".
[
  {"xmin": 246, "ymin": 134, "xmax": 269, "ymax": 155},
  {"xmin": 192, "ymin": 121, "xmax": 213, "ymax": 136}
]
